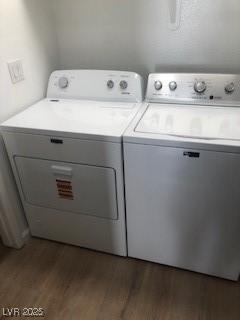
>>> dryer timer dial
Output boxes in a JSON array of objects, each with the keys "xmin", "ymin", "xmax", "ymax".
[
  {"xmin": 120, "ymin": 80, "xmax": 128, "ymax": 90},
  {"xmin": 58, "ymin": 77, "xmax": 69, "ymax": 89},
  {"xmin": 107, "ymin": 80, "xmax": 115, "ymax": 89}
]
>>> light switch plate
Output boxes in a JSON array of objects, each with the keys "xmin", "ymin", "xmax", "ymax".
[{"xmin": 8, "ymin": 60, "xmax": 25, "ymax": 84}]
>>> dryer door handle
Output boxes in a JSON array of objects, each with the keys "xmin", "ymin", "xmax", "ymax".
[{"xmin": 51, "ymin": 165, "xmax": 73, "ymax": 177}]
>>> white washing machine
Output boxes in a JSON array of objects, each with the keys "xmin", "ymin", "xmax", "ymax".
[
  {"xmin": 124, "ymin": 73, "xmax": 240, "ymax": 280},
  {"xmin": 1, "ymin": 70, "xmax": 143, "ymax": 256}
]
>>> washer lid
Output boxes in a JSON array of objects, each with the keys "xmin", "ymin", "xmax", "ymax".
[
  {"xmin": 1, "ymin": 99, "xmax": 140, "ymax": 142},
  {"xmin": 135, "ymin": 104, "xmax": 240, "ymax": 141}
]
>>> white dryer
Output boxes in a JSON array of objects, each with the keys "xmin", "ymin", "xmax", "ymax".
[
  {"xmin": 1, "ymin": 70, "xmax": 143, "ymax": 256},
  {"xmin": 124, "ymin": 73, "xmax": 240, "ymax": 280}
]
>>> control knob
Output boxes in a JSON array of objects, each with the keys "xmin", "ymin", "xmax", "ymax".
[
  {"xmin": 225, "ymin": 82, "xmax": 235, "ymax": 94},
  {"xmin": 194, "ymin": 81, "xmax": 207, "ymax": 93},
  {"xmin": 107, "ymin": 80, "xmax": 114, "ymax": 89},
  {"xmin": 120, "ymin": 80, "xmax": 128, "ymax": 90},
  {"xmin": 154, "ymin": 81, "xmax": 162, "ymax": 91},
  {"xmin": 58, "ymin": 77, "xmax": 69, "ymax": 89},
  {"xmin": 169, "ymin": 81, "xmax": 177, "ymax": 91}
]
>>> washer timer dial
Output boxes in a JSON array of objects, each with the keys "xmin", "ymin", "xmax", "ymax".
[
  {"xmin": 225, "ymin": 82, "xmax": 235, "ymax": 94},
  {"xmin": 169, "ymin": 81, "xmax": 177, "ymax": 91},
  {"xmin": 154, "ymin": 81, "xmax": 162, "ymax": 91},
  {"xmin": 194, "ymin": 81, "xmax": 207, "ymax": 93}
]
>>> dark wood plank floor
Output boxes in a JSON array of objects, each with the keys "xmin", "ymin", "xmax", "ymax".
[{"xmin": 0, "ymin": 238, "xmax": 239, "ymax": 320}]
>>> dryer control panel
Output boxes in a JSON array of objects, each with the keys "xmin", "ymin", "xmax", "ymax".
[
  {"xmin": 47, "ymin": 70, "xmax": 144, "ymax": 103},
  {"xmin": 146, "ymin": 73, "xmax": 240, "ymax": 106}
]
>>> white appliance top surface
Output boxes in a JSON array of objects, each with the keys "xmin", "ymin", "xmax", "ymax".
[
  {"xmin": 1, "ymin": 99, "xmax": 141, "ymax": 141},
  {"xmin": 135, "ymin": 103, "xmax": 240, "ymax": 141},
  {"xmin": 124, "ymin": 73, "xmax": 240, "ymax": 152}
]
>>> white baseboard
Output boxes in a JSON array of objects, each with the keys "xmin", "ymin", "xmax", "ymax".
[{"xmin": 22, "ymin": 228, "xmax": 31, "ymax": 244}]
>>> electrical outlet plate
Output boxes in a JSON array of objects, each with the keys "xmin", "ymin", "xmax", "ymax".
[{"xmin": 8, "ymin": 60, "xmax": 25, "ymax": 84}]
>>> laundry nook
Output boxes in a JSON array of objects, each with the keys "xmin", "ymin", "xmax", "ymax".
[{"xmin": 0, "ymin": 1, "xmax": 239, "ymax": 319}]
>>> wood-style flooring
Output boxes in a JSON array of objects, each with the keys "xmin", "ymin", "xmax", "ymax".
[{"xmin": 0, "ymin": 238, "xmax": 239, "ymax": 320}]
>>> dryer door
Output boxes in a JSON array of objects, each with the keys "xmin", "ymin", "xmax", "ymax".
[{"xmin": 15, "ymin": 157, "xmax": 118, "ymax": 220}]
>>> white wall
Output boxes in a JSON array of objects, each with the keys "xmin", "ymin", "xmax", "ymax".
[
  {"xmin": 0, "ymin": 0, "xmax": 59, "ymax": 122},
  {"xmin": 52, "ymin": 0, "xmax": 240, "ymax": 79},
  {"xmin": 0, "ymin": 0, "xmax": 59, "ymax": 246}
]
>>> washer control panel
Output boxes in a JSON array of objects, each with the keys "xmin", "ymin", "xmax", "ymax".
[
  {"xmin": 146, "ymin": 73, "xmax": 240, "ymax": 106},
  {"xmin": 47, "ymin": 70, "xmax": 144, "ymax": 102}
]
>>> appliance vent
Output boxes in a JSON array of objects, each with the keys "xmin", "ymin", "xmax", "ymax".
[{"xmin": 56, "ymin": 179, "xmax": 74, "ymax": 200}]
